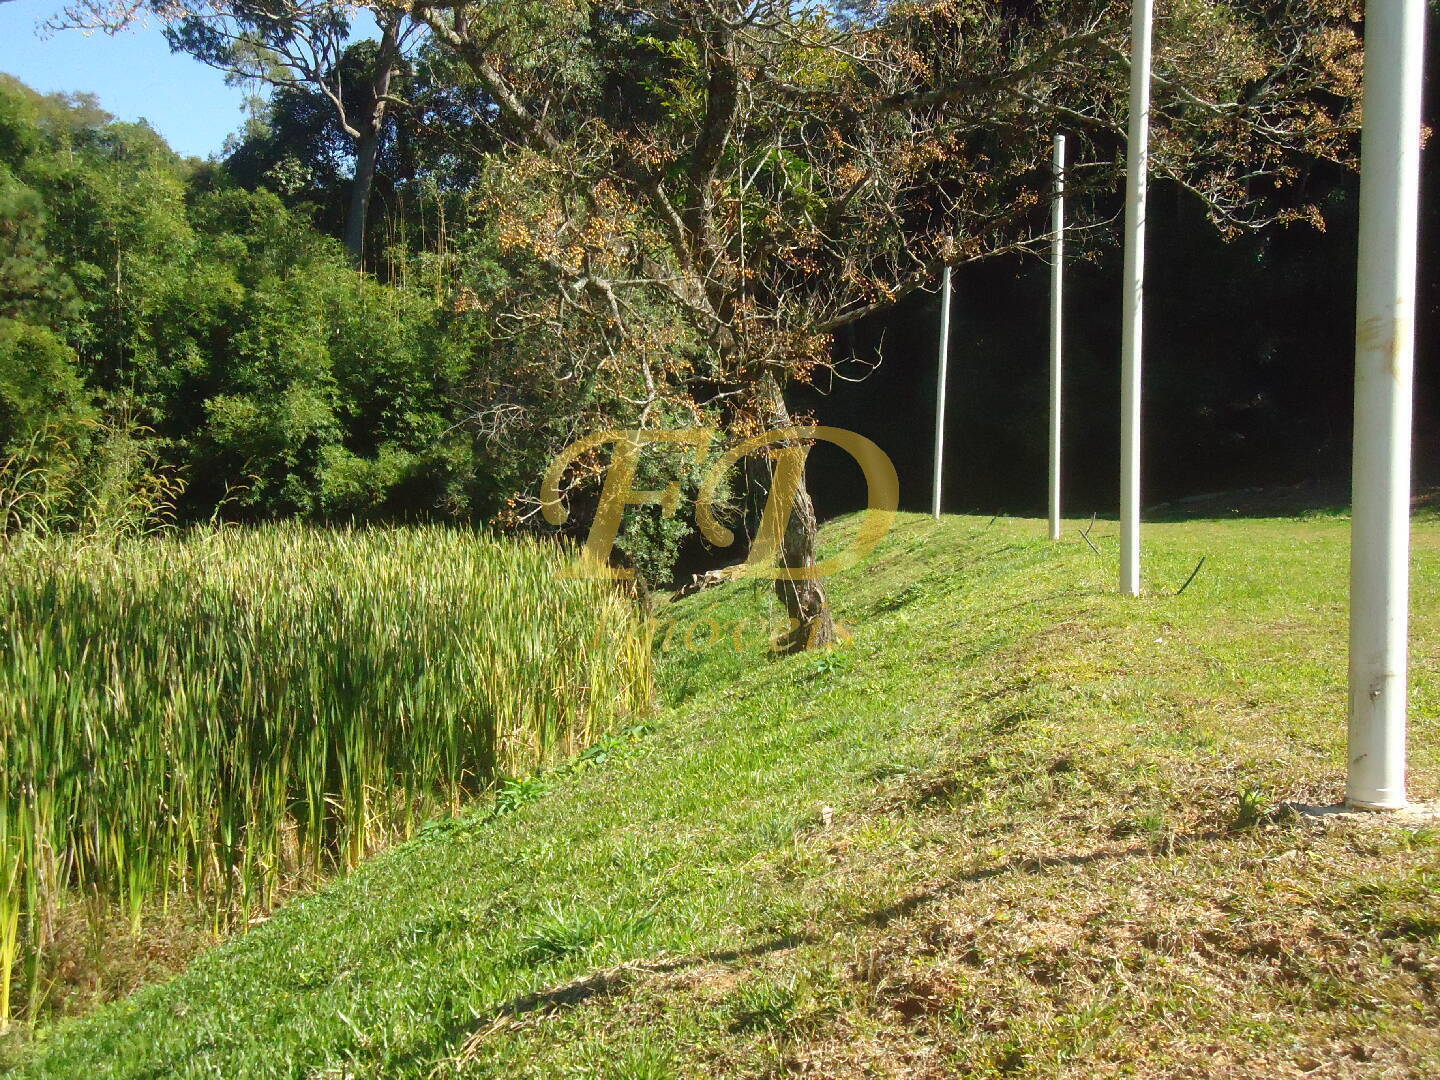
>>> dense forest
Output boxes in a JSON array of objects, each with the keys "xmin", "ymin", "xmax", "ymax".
[
  {"xmin": 0, "ymin": 70, "xmax": 707, "ymax": 580},
  {"xmin": 0, "ymin": 74, "xmax": 497, "ymax": 522}
]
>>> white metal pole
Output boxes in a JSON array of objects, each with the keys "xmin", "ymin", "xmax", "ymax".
[
  {"xmin": 1347, "ymin": 0, "xmax": 1425, "ymax": 811},
  {"xmin": 1119, "ymin": 0, "xmax": 1152, "ymax": 596},
  {"xmin": 1049, "ymin": 133, "xmax": 1066, "ymax": 541},
  {"xmin": 932, "ymin": 265, "xmax": 952, "ymax": 519}
]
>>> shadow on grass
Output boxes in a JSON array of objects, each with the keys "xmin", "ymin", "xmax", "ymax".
[
  {"xmin": 1139, "ymin": 480, "xmax": 1348, "ymax": 522},
  {"xmin": 406, "ymin": 828, "xmax": 1236, "ymax": 1069}
]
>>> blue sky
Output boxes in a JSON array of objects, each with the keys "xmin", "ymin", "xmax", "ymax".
[
  {"xmin": 0, "ymin": 0, "xmax": 247, "ymax": 157},
  {"xmin": 0, "ymin": 0, "xmax": 379, "ymax": 159}
]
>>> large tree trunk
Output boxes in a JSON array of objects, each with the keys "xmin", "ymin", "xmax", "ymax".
[
  {"xmin": 344, "ymin": 124, "xmax": 381, "ymax": 267},
  {"xmin": 762, "ymin": 375, "xmax": 836, "ymax": 653},
  {"xmin": 342, "ymin": 23, "xmax": 399, "ymax": 269}
]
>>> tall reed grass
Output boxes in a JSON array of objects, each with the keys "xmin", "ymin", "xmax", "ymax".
[{"xmin": 0, "ymin": 524, "xmax": 654, "ymax": 1025}]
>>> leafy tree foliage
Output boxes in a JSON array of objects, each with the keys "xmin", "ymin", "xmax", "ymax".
[
  {"xmin": 375, "ymin": 0, "xmax": 1363, "ymax": 646},
  {"xmin": 0, "ymin": 75, "xmax": 491, "ymax": 523},
  {"xmin": 55, "ymin": 0, "xmax": 424, "ymax": 266},
  {"xmin": 7, "ymin": 1, "xmax": 1407, "ymax": 594}
]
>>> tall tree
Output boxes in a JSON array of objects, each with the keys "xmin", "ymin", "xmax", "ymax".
[
  {"xmin": 56, "ymin": 0, "xmax": 423, "ymax": 266},
  {"xmin": 398, "ymin": 0, "xmax": 1360, "ymax": 649}
]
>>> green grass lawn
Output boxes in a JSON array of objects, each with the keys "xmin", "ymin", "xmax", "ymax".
[{"xmin": 8, "ymin": 512, "xmax": 1439, "ymax": 1078}]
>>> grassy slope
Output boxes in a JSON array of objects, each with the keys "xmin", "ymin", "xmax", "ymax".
[{"xmin": 10, "ymin": 512, "xmax": 1440, "ymax": 1079}]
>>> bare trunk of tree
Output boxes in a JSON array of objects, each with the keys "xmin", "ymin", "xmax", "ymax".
[
  {"xmin": 762, "ymin": 374, "xmax": 835, "ymax": 653},
  {"xmin": 344, "ymin": 123, "xmax": 381, "ymax": 267},
  {"xmin": 343, "ymin": 22, "xmax": 399, "ymax": 269}
]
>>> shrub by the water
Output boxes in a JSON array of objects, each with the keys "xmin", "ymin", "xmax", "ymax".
[{"xmin": 0, "ymin": 524, "xmax": 653, "ymax": 1025}]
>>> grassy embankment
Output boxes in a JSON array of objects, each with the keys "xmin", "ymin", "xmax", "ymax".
[{"xmin": 10, "ymin": 510, "xmax": 1440, "ymax": 1078}]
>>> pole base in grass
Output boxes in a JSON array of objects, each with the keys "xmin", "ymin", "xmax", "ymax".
[{"xmin": 1287, "ymin": 801, "xmax": 1440, "ymax": 826}]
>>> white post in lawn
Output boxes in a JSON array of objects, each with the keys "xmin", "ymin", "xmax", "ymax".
[
  {"xmin": 1049, "ymin": 133, "xmax": 1066, "ymax": 541},
  {"xmin": 1119, "ymin": 0, "xmax": 1153, "ymax": 596},
  {"xmin": 1347, "ymin": 0, "xmax": 1426, "ymax": 811},
  {"xmin": 932, "ymin": 265, "xmax": 952, "ymax": 520}
]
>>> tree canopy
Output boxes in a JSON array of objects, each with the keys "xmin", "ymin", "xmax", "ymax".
[{"xmin": 11, "ymin": 0, "xmax": 1395, "ymax": 610}]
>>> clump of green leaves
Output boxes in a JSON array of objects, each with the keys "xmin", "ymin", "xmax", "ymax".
[
  {"xmin": 1233, "ymin": 785, "xmax": 1275, "ymax": 830},
  {"xmin": 0, "ymin": 76, "xmax": 494, "ymax": 528}
]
